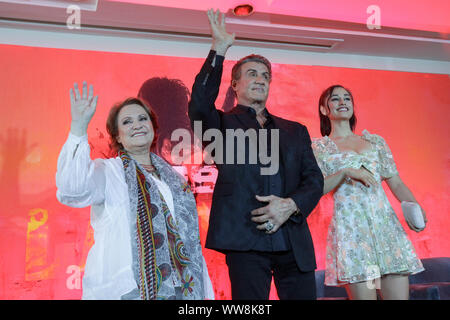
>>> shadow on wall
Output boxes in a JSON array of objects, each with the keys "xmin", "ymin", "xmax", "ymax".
[
  {"xmin": 138, "ymin": 77, "xmax": 193, "ymax": 165},
  {"xmin": 137, "ymin": 78, "xmax": 237, "ymax": 164}
]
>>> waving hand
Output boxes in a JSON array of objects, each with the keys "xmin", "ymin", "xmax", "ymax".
[
  {"xmin": 69, "ymin": 81, "xmax": 98, "ymax": 137},
  {"xmin": 207, "ymin": 9, "xmax": 235, "ymax": 56}
]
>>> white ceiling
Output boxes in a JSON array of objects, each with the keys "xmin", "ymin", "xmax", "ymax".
[
  {"xmin": 0, "ymin": 0, "xmax": 449, "ymax": 61},
  {"xmin": 107, "ymin": 0, "xmax": 450, "ymax": 34}
]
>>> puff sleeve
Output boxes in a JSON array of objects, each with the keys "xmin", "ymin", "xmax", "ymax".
[
  {"xmin": 372, "ymin": 133, "xmax": 399, "ymax": 179},
  {"xmin": 311, "ymin": 138, "xmax": 331, "ymax": 178}
]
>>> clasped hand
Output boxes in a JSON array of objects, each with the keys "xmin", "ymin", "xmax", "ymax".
[
  {"xmin": 251, "ymin": 195, "xmax": 298, "ymax": 234},
  {"xmin": 345, "ymin": 167, "xmax": 377, "ymax": 187}
]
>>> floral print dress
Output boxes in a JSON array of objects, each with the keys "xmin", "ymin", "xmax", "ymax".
[{"xmin": 312, "ymin": 130, "xmax": 424, "ymax": 286}]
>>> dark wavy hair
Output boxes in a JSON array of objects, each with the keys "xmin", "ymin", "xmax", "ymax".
[
  {"xmin": 106, "ymin": 97, "xmax": 159, "ymax": 155},
  {"xmin": 318, "ymin": 85, "xmax": 357, "ymax": 136}
]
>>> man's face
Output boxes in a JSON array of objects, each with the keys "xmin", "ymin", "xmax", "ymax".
[{"xmin": 232, "ymin": 61, "xmax": 271, "ymax": 106}]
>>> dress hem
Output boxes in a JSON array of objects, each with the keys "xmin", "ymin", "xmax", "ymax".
[{"xmin": 325, "ymin": 267, "xmax": 425, "ymax": 287}]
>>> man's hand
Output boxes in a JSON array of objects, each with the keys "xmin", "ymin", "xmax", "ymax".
[
  {"xmin": 207, "ymin": 9, "xmax": 235, "ymax": 56},
  {"xmin": 251, "ymin": 195, "xmax": 298, "ymax": 233}
]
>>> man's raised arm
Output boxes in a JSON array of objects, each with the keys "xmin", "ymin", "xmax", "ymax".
[{"xmin": 188, "ymin": 9, "xmax": 235, "ymax": 131}]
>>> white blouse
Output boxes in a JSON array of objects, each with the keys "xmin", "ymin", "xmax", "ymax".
[{"xmin": 56, "ymin": 133, "xmax": 214, "ymax": 300}]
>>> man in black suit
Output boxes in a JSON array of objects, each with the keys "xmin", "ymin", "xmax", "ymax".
[{"xmin": 188, "ymin": 9, "xmax": 324, "ymax": 300}]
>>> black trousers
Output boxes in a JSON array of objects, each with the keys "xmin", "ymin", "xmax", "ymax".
[{"xmin": 225, "ymin": 250, "xmax": 316, "ymax": 300}]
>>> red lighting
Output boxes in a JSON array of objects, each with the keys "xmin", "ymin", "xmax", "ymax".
[{"xmin": 233, "ymin": 4, "xmax": 254, "ymax": 17}]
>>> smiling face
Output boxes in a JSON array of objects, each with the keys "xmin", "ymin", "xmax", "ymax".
[
  {"xmin": 232, "ymin": 61, "xmax": 271, "ymax": 106},
  {"xmin": 320, "ymin": 86, "xmax": 354, "ymax": 121},
  {"xmin": 116, "ymin": 103, "xmax": 154, "ymax": 153}
]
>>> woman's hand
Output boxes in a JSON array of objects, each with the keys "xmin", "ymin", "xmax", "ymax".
[
  {"xmin": 345, "ymin": 167, "xmax": 377, "ymax": 187},
  {"xmin": 69, "ymin": 81, "xmax": 98, "ymax": 137},
  {"xmin": 207, "ymin": 9, "xmax": 235, "ymax": 56},
  {"xmin": 385, "ymin": 175, "xmax": 428, "ymax": 232}
]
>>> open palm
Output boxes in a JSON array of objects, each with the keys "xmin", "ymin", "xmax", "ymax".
[
  {"xmin": 69, "ymin": 81, "xmax": 98, "ymax": 136},
  {"xmin": 207, "ymin": 9, "xmax": 235, "ymax": 55}
]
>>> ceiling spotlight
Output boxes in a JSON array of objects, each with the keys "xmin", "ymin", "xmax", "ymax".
[{"xmin": 233, "ymin": 4, "xmax": 254, "ymax": 17}]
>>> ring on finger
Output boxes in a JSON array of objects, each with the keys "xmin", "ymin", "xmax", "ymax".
[{"xmin": 265, "ymin": 221, "xmax": 274, "ymax": 232}]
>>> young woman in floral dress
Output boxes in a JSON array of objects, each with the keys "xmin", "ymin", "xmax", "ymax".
[{"xmin": 312, "ymin": 85, "xmax": 427, "ymax": 300}]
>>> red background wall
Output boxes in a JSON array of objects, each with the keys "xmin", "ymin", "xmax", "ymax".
[{"xmin": 0, "ymin": 44, "xmax": 448, "ymax": 299}]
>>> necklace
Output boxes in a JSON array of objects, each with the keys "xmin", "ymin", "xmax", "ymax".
[
  {"xmin": 141, "ymin": 163, "xmax": 161, "ymax": 179},
  {"xmin": 142, "ymin": 163, "xmax": 156, "ymax": 172}
]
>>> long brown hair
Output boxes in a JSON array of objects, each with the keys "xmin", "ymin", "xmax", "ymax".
[{"xmin": 318, "ymin": 85, "xmax": 357, "ymax": 136}]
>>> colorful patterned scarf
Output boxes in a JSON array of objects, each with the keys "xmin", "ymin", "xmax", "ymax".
[{"xmin": 119, "ymin": 150, "xmax": 204, "ymax": 300}]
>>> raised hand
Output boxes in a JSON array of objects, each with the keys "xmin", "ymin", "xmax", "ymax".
[
  {"xmin": 69, "ymin": 81, "xmax": 98, "ymax": 137},
  {"xmin": 207, "ymin": 9, "xmax": 235, "ymax": 56}
]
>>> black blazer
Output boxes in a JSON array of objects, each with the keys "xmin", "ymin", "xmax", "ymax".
[{"xmin": 188, "ymin": 51, "xmax": 324, "ymax": 271}]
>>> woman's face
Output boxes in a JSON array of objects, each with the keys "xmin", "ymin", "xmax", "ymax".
[
  {"xmin": 116, "ymin": 104, "xmax": 154, "ymax": 152},
  {"xmin": 321, "ymin": 87, "xmax": 354, "ymax": 121}
]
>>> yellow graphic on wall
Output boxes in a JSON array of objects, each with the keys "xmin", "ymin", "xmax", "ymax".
[{"xmin": 25, "ymin": 208, "xmax": 55, "ymax": 281}]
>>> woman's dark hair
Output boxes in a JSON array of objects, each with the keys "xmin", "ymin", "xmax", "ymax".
[
  {"xmin": 106, "ymin": 97, "xmax": 159, "ymax": 155},
  {"xmin": 318, "ymin": 85, "xmax": 357, "ymax": 136}
]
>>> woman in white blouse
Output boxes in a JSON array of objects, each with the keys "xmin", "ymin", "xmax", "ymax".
[{"xmin": 56, "ymin": 81, "xmax": 214, "ymax": 300}]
